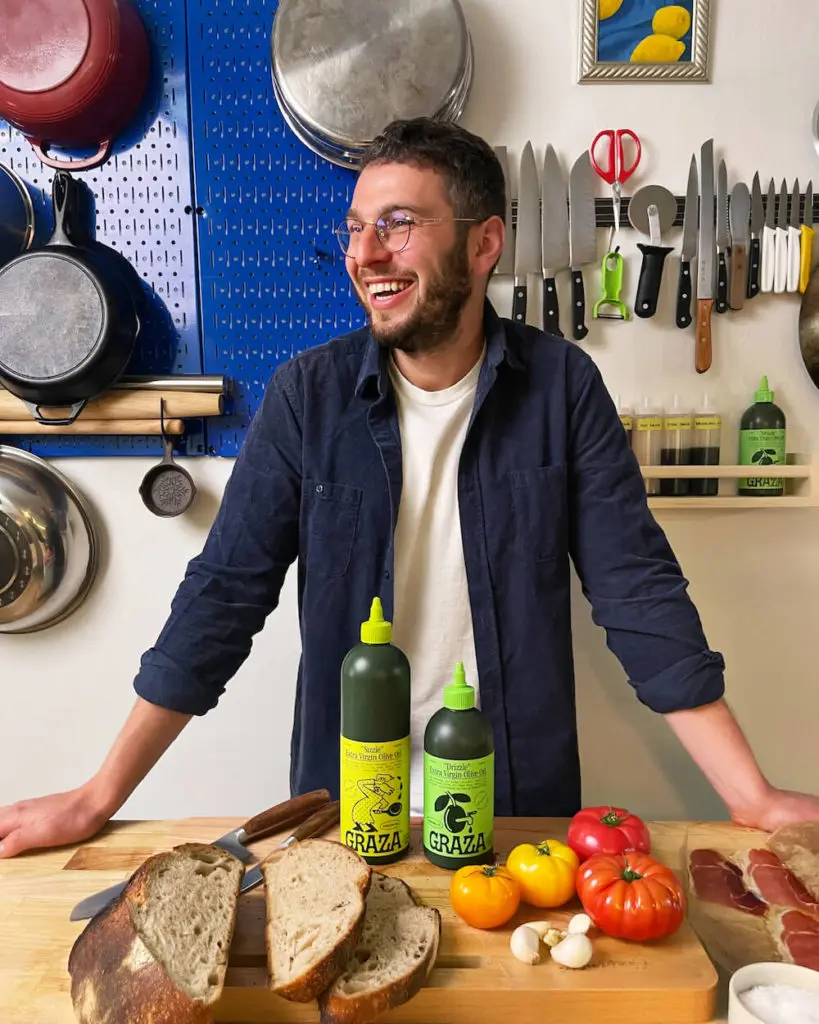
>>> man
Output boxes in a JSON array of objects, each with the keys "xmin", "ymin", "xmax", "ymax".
[{"xmin": 1, "ymin": 118, "xmax": 817, "ymax": 858}]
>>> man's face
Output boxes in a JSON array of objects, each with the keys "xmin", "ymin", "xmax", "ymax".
[{"xmin": 343, "ymin": 163, "xmax": 476, "ymax": 353}]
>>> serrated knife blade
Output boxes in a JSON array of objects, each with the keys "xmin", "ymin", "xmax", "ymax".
[
  {"xmin": 512, "ymin": 141, "xmax": 540, "ymax": 324},
  {"xmin": 540, "ymin": 144, "xmax": 568, "ymax": 337},
  {"xmin": 568, "ymin": 150, "xmax": 596, "ymax": 341},
  {"xmin": 695, "ymin": 138, "xmax": 715, "ymax": 373}
]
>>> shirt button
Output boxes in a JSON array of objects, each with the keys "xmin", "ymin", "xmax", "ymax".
[
  {"xmin": 384, "ymin": 570, "xmax": 391, "ymax": 579},
  {"xmin": 316, "ymin": 484, "xmax": 323, "ymax": 493}
]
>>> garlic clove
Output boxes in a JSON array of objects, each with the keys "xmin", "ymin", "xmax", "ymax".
[
  {"xmin": 525, "ymin": 920, "xmax": 554, "ymax": 939},
  {"xmin": 550, "ymin": 933, "xmax": 594, "ymax": 969},
  {"xmin": 567, "ymin": 913, "xmax": 592, "ymax": 935},
  {"xmin": 510, "ymin": 924, "xmax": 542, "ymax": 965}
]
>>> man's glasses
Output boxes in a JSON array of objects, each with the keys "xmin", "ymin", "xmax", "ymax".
[{"xmin": 334, "ymin": 214, "xmax": 479, "ymax": 256}]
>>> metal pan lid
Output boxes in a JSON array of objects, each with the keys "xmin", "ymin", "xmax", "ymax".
[{"xmin": 271, "ymin": 0, "xmax": 472, "ymax": 164}]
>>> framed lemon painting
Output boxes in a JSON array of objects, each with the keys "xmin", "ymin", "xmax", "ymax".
[{"xmin": 578, "ymin": 0, "xmax": 711, "ymax": 82}]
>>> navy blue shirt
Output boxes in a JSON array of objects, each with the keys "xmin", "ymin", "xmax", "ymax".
[{"xmin": 134, "ymin": 301, "xmax": 725, "ymax": 816}]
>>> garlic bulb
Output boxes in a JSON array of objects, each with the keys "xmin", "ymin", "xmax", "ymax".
[
  {"xmin": 510, "ymin": 924, "xmax": 542, "ymax": 965},
  {"xmin": 550, "ymin": 933, "xmax": 594, "ymax": 969}
]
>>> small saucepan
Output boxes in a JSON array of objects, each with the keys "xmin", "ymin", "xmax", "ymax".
[
  {"xmin": 139, "ymin": 401, "xmax": 197, "ymax": 518},
  {"xmin": 0, "ymin": 163, "xmax": 35, "ymax": 268}
]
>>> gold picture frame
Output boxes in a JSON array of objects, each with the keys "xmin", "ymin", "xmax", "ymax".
[{"xmin": 578, "ymin": 0, "xmax": 712, "ymax": 83}]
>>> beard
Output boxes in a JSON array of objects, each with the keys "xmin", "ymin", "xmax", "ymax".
[{"xmin": 357, "ymin": 234, "xmax": 474, "ymax": 354}]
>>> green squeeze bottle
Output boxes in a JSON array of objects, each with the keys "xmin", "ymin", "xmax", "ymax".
[
  {"xmin": 423, "ymin": 662, "xmax": 495, "ymax": 870},
  {"xmin": 738, "ymin": 376, "xmax": 787, "ymax": 497},
  {"xmin": 339, "ymin": 597, "xmax": 410, "ymax": 865}
]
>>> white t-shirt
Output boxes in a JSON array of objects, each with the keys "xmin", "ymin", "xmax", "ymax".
[{"xmin": 389, "ymin": 349, "xmax": 484, "ymax": 816}]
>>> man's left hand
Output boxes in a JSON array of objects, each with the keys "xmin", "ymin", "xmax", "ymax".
[{"xmin": 731, "ymin": 788, "xmax": 819, "ymax": 832}]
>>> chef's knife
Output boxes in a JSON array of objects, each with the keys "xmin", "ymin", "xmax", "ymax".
[
  {"xmin": 69, "ymin": 789, "xmax": 331, "ymax": 921},
  {"xmin": 541, "ymin": 144, "xmax": 569, "ymax": 337},
  {"xmin": 676, "ymin": 154, "xmax": 698, "ymax": 329},
  {"xmin": 774, "ymin": 178, "xmax": 789, "ymax": 294},
  {"xmin": 787, "ymin": 178, "xmax": 801, "ymax": 292},
  {"xmin": 728, "ymin": 182, "xmax": 750, "ymax": 311},
  {"xmin": 746, "ymin": 172, "xmax": 763, "ymax": 299},
  {"xmin": 715, "ymin": 159, "xmax": 729, "ymax": 313},
  {"xmin": 696, "ymin": 138, "xmax": 715, "ymax": 373},
  {"xmin": 513, "ymin": 141, "xmax": 541, "ymax": 324},
  {"xmin": 799, "ymin": 180, "xmax": 815, "ymax": 293},
  {"xmin": 493, "ymin": 146, "xmax": 514, "ymax": 277},
  {"xmin": 761, "ymin": 178, "xmax": 776, "ymax": 293},
  {"xmin": 568, "ymin": 150, "xmax": 597, "ymax": 341},
  {"xmin": 239, "ymin": 800, "xmax": 340, "ymax": 895}
]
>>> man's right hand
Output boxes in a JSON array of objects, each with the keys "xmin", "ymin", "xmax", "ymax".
[{"xmin": 0, "ymin": 785, "xmax": 111, "ymax": 859}]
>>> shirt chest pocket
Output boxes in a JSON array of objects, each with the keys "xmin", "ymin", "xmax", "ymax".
[
  {"xmin": 304, "ymin": 480, "xmax": 362, "ymax": 578},
  {"xmin": 508, "ymin": 465, "xmax": 568, "ymax": 563}
]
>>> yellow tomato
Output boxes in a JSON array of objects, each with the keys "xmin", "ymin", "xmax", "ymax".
[
  {"xmin": 450, "ymin": 864, "xmax": 521, "ymax": 929},
  {"xmin": 505, "ymin": 839, "xmax": 579, "ymax": 908}
]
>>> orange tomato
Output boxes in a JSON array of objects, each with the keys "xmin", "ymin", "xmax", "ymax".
[{"xmin": 450, "ymin": 863, "xmax": 521, "ymax": 929}]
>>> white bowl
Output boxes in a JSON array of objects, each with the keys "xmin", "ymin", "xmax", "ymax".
[{"xmin": 728, "ymin": 961, "xmax": 819, "ymax": 1023}]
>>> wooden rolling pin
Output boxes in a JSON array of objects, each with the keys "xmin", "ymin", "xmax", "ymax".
[
  {"xmin": 0, "ymin": 419, "xmax": 185, "ymax": 435},
  {"xmin": 0, "ymin": 389, "xmax": 222, "ymax": 421}
]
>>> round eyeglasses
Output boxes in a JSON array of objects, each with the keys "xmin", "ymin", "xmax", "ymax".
[{"xmin": 334, "ymin": 214, "xmax": 479, "ymax": 256}]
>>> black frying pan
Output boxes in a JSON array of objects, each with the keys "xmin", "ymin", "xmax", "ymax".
[{"xmin": 0, "ymin": 170, "xmax": 140, "ymax": 425}]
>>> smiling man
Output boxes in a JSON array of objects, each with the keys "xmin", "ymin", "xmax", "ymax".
[{"xmin": 1, "ymin": 117, "xmax": 818, "ymax": 858}]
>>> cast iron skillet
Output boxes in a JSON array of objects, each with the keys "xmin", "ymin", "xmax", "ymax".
[{"xmin": 0, "ymin": 169, "xmax": 140, "ymax": 425}]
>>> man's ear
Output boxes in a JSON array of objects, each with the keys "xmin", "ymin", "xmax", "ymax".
[{"xmin": 471, "ymin": 215, "xmax": 505, "ymax": 276}]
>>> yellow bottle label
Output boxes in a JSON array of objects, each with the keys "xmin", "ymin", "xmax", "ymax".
[
  {"xmin": 619, "ymin": 415, "xmax": 633, "ymax": 431},
  {"xmin": 340, "ymin": 735, "xmax": 410, "ymax": 859},
  {"xmin": 663, "ymin": 415, "xmax": 693, "ymax": 430},
  {"xmin": 636, "ymin": 416, "xmax": 662, "ymax": 431},
  {"xmin": 694, "ymin": 415, "xmax": 721, "ymax": 430}
]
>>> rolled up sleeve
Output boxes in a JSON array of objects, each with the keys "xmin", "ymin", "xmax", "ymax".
[
  {"xmin": 134, "ymin": 366, "xmax": 303, "ymax": 715},
  {"xmin": 566, "ymin": 354, "xmax": 725, "ymax": 714}
]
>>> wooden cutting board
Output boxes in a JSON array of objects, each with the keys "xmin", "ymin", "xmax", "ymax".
[{"xmin": 0, "ymin": 816, "xmax": 742, "ymax": 1024}]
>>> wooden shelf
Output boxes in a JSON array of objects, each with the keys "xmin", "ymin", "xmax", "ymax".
[{"xmin": 641, "ymin": 455, "xmax": 819, "ymax": 510}]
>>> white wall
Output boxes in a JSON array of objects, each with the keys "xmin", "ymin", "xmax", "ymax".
[{"xmin": 2, "ymin": 0, "xmax": 818, "ymax": 824}]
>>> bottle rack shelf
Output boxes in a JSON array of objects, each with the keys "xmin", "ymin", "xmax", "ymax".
[{"xmin": 642, "ymin": 455, "xmax": 818, "ymax": 510}]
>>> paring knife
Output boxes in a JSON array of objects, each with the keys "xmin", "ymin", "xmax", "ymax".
[
  {"xmin": 568, "ymin": 150, "xmax": 598, "ymax": 341},
  {"xmin": 69, "ymin": 789, "xmax": 332, "ymax": 921},
  {"xmin": 239, "ymin": 800, "xmax": 340, "ymax": 896},
  {"xmin": 715, "ymin": 159, "xmax": 729, "ymax": 313},
  {"xmin": 799, "ymin": 181, "xmax": 815, "ymax": 294},
  {"xmin": 774, "ymin": 178, "xmax": 789, "ymax": 294},
  {"xmin": 676, "ymin": 154, "xmax": 698, "ymax": 329},
  {"xmin": 696, "ymin": 138, "xmax": 716, "ymax": 374},
  {"xmin": 493, "ymin": 146, "xmax": 514, "ymax": 277},
  {"xmin": 761, "ymin": 178, "xmax": 776, "ymax": 293},
  {"xmin": 513, "ymin": 141, "xmax": 541, "ymax": 324},
  {"xmin": 728, "ymin": 182, "xmax": 750, "ymax": 311},
  {"xmin": 787, "ymin": 178, "xmax": 801, "ymax": 292},
  {"xmin": 747, "ymin": 172, "xmax": 764, "ymax": 299},
  {"xmin": 541, "ymin": 144, "xmax": 569, "ymax": 337}
]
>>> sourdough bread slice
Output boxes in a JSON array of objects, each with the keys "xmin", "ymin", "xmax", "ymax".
[
  {"xmin": 262, "ymin": 838, "xmax": 371, "ymax": 1002},
  {"xmin": 68, "ymin": 842, "xmax": 243, "ymax": 1023},
  {"xmin": 318, "ymin": 872, "xmax": 441, "ymax": 1024}
]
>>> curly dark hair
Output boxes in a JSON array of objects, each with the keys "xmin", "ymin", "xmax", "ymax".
[{"xmin": 359, "ymin": 117, "xmax": 506, "ymax": 225}]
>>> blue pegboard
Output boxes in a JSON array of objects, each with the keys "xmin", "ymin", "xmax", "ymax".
[
  {"xmin": 186, "ymin": 0, "xmax": 366, "ymax": 456},
  {"xmin": 0, "ymin": 0, "xmax": 204, "ymax": 457}
]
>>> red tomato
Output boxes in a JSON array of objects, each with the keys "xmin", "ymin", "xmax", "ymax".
[
  {"xmin": 566, "ymin": 805, "xmax": 651, "ymax": 862},
  {"xmin": 576, "ymin": 851, "xmax": 686, "ymax": 941}
]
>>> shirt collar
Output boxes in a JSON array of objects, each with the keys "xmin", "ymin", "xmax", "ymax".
[{"xmin": 354, "ymin": 297, "xmax": 524, "ymax": 399}]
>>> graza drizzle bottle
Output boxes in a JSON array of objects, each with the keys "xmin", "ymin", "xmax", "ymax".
[
  {"xmin": 423, "ymin": 662, "xmax": 494, "ymax": 870},
  {"xmin": 339, "ymin": 597, "xmax": 410, "ymax": 865}
]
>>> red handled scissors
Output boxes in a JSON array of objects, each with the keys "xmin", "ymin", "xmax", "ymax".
[{"xmin": 590, "ymin": 129, "xmax": 642, "ymax": 240}]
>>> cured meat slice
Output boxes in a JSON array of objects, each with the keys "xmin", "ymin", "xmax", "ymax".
[
  {"xmin": 736, "ymin": 848, "xmax": 819, "ymax": 914},
  {"xmin": 768, "ymin": 909, "xmax": 819, "ymax": 971},
  {"xmin": 689, "ymin": 849, "xmax": 768, "ymax": 915}
]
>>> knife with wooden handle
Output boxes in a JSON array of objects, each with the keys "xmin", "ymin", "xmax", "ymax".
[
  {"xmin": 729, "ymin": 182, "xmax": 750, "ymax": 311},
  {"xmin": 696, "ymin": 139, "xmax": 716, "ymax": 373},
  {"xmin": 69, "ymin": 789, "xmax": 331, "ymax": 920},
  {"xmin": 239, "ymin": 801, "xmax": 341, "ymax": 894}
]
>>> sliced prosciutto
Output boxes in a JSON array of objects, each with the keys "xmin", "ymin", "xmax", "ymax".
[
  {"xmin": 736, "ymin": 848, "xmax": 819, "ymax": 914},
  {"xmin": 768, "ymin": 908, "xmax": 819, "ymax": 971},
  {"xmin": 689, "ymin": 849, "xmax": 768, "ymax": 915}
]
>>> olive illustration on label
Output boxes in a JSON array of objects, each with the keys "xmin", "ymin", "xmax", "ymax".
[
  {"xmin": 751, "ymin": 448, "xmax": 780, "ymax": 466},
  {"xmin": 434, "ymin": 792, "xmax": 477, "ymax": 835}
]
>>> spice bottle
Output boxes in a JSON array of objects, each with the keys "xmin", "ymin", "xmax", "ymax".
[
  {"xmin": 689, "ymin": 395, "xmax": 722, "ymax": 497},
  {"xmin": 340, "ymin": 597, "xmax": 410, "ymax": 864},
  {"xmin": 632, "ymin": 397, "xmax": 663, "ymax": 495},
  {"xmin": 423, "ymin": 662, "xmax": 494, "ymax": 870},
  {"xmin": 739, "ymin": 376, "xmax": 787, "ymax": 497},
  {"xmin": 616, "ymin": 394, "xmax": 634, "ymax": 446},
  {"xmin": 660, "ymin": 395, "xmax": 693, "ymax": 497}
]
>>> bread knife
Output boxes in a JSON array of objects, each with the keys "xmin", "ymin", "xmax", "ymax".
[{"xmin": 239, "ymin": 800, "xmax": 340, "ymax": 894}]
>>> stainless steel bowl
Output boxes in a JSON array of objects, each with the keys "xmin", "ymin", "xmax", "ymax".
[
  {"xmin": 270, "ymin": 0, "xmax": 474, "ymax": 169},
  {"xmin": 0, "ymin": 446, "xmax": 100, "ymax": 633}
]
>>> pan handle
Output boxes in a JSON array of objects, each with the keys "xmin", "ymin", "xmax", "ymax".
[
  {"xmin": 30, "ymin": 139, "xmax": 113, "ymax": 173},
  {"xmin": 49, "ymin": 171, "xmax": 81, "ymax": 248},
  {"xmin": 26, "ymin": 400, "xmax": 87, "ymax": 426}
]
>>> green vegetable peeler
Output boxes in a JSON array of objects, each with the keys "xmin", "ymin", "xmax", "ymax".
[{"xmin": 593, "ymin": 249, "xmax": 629, "ymax": 320}]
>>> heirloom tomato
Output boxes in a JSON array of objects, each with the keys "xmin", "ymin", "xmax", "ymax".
[
  {"xmin": 566, "ymin": 805, "xmax": 651, "ymax": 862},
  {"xmin": 450, "ymin": 864, "xmax": 521, "ymax": 929}
]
